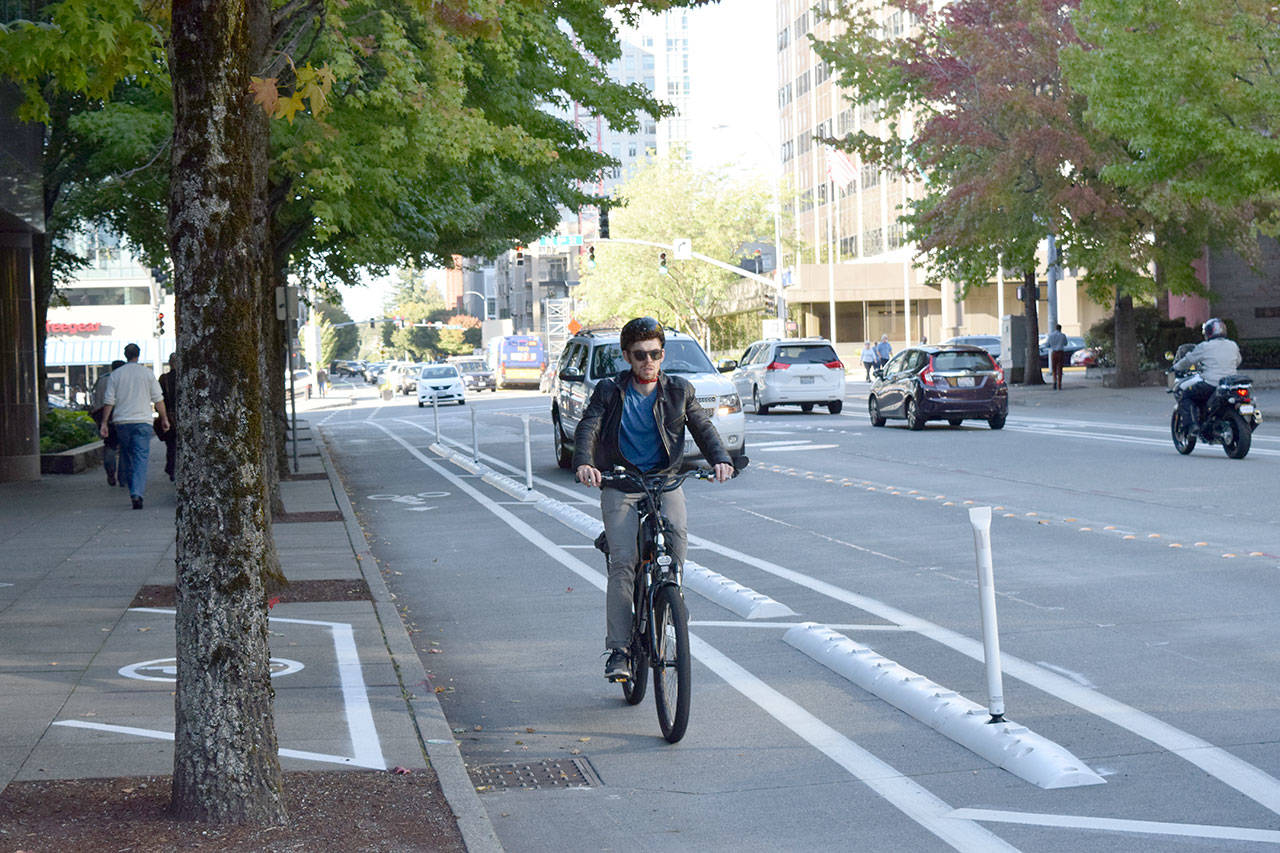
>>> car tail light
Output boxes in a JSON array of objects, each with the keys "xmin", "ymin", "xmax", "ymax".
[
  {"xmin": 989, "ymin": 354, "xmax": 1005, "ymax": 384},
  {"xmin": 1235, "ymin": 387, "xmax": 1252, "ymax": 401},
  {"xmin": 919, "ymin": 355, "xmax": 936, "ymax": 386},
  {"xmin": 824, "ymin": 359, "xmax": 844, "ymax": 370},
  {"xmin": 765, "ymin": 361, "xmax": 789, "ymax": 370}
]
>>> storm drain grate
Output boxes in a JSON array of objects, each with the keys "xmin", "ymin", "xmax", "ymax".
[{"xmin": 468, "ymin": 757, "xmax": 601, "ymax": 792}]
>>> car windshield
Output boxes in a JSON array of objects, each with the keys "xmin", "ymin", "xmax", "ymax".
[
  {"xmin": 420, "ymin": 366, "xmax": 459, "ymax": 379},
  {"xmin": 590, "ymin": 339, "xmax": 716, "ymax": 379},
  {"xmin": 774, "ymin": 344, "xmax": 838, "ymax": 364},
  {"xmin": 932, "ymin": 351, "xmax": 995, "ymax": 371}
]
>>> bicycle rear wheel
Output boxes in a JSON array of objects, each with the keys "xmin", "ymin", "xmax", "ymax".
[{"xmin": 652, "ymin": 584, "xmax": 691, "ymax": 743}]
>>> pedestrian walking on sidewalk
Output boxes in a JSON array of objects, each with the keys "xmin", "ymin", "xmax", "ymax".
[
  {"xmin": 860, "ymin": 341, "xmax": 876, "ymax": 380},
  {"xmin": 157, "ymin": 352, "xmax": 178, "ymax": 481},
  {"xmin": 1046, "ymin": 324, "xmax": 1068, "ymax": 390},
  {"xmin": 316, "ymin": 367, "xmax": 328, "ymax": 398},
  {"xmin": 90, "ymin": 359, "xmax": 127, "ymax": 487},
  {"xmin": 98, "ymin": 343, "xmax": 169, "ymax": 509},
  {"xmin": 875, "ymin": 334, "xmax": 892, "ymax": 369}
]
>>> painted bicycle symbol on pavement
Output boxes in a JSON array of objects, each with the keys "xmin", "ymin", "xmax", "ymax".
[
  {"xmin": 119, "ymin": 657, "xmax": 304, "ymax": 682},
  {"xmin": 366, "ymin": 491, "xmax": 450, "ymax": 512}
]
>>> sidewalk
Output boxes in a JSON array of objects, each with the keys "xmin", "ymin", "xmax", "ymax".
[{"xmin": 0, "ymin": 420, "xmax": 499, "ymax": 851}]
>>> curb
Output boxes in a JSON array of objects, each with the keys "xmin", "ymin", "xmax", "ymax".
[{"xmin": 316, "ymin": 432, "xmax": 503, "ymax": 853}]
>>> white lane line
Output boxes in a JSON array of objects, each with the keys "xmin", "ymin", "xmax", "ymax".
[
  {"xmin": 751, "ymin": 440, "xmax": 817, "ymax": 447},
  {"xmin": 50, "ymin": 721, "xmax": 378, "ymax": 769},
  {"xmin": 125, "ymin": 608, "xmax": 385, "ymax": 771},
  {"xmin": 756, "ymin": 444, "xmax": 840, "ymax": 453},
  {"xmin": 370, "ymin": 420, "xmax": 1014, "ymax": 852},
  {"xmin": 687, "ymin": 537, "xmax": 1280, "ymax": 818},
  {"xmin": 1007, "ymin": 424, "xmax": 1280, "ymax": 457},
  {"xmin": 950, "ymin": 808, "xmax": 1280, "ymax": 845},
  {"xmin": 693, "ymin": 637, "xmax": 1017, "ymax": 853},
  {"xmin": 690, "ymin": 620, "xmax": 908, "ymax": 631}
]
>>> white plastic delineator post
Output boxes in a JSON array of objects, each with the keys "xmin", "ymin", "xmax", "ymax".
[
  {"xmin": 470, "ymin": 406, "xmax": 479, "ymax": 463},
  {"xmin": 521, "ymin": 414, "xmax": 533, "ymax": 491},
  {"xmin": 432, "ymin": 394, "xmax": 440, "ymax": 443},
  {"xmin": 968, "ymin": 506, "xmax": 1005, "ymax": 722}
]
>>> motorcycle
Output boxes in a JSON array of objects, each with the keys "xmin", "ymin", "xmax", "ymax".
[{"xmin": 1166, "ymin": 345, "xmax": 1263, "ymax": 459}]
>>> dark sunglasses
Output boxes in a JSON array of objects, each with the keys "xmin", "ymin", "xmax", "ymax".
[{"xmin": 629, "ymin": 348, "xmax": 665, "ymax": 362}]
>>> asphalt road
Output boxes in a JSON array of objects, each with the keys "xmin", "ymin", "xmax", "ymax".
[{"xmin": 315, "ymin": 378, "xmax": 1280, "ymax": 852}]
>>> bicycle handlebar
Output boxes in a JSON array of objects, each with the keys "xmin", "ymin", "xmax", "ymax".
[{"xmin": 596, "ymin": 456, "xmax": 748, "ymax": 491}]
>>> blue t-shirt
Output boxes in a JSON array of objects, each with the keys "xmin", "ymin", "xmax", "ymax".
[{"xmin": 619, "ymin": 383, "xmax": 666, "ymax": 472}]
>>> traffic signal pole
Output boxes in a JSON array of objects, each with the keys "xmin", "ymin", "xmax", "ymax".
[{"xmin": 593, "ymin": 237, "xmax": 786, "ymax": 337}]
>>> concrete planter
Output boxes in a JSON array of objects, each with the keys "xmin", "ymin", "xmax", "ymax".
[{"xmin": 41, "ymin": 440, "xmax": 104, "ymax": 475}]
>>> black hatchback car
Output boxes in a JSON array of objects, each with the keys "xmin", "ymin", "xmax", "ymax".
[{"xmin": 868, "ymin": 345, "xmax": 1008, "ymax": 430}]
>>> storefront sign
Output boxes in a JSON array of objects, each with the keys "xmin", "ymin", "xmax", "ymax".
[{"xmin": 46, "ymin": 322, "xmax": 102, "ymax": 334}]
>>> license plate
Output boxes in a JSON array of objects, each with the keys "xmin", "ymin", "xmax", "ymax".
[
  {"xmin": 799, "ymin": 376, "xmax": 814, "ymax": 384},
  {"xmin": 958, "ymin": 376, "xmax": 975, "ymax": 387},
  {"xmin": 1240, "ymin": 404, "xmax": 1255, "ymax": 414}
]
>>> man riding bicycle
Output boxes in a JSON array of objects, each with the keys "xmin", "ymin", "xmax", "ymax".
[{"xmin": 573, "ymin": 317, "xmax": 734, "ymax": 682}]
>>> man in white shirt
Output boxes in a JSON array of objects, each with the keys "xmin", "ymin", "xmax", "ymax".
[{"xmin": 98, "ymin": 343, "xmax": 170, "ymax": 509}]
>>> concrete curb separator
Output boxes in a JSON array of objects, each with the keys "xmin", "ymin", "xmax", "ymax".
[
  {"xmin": 784, "ymin": 622, "xmax": 1105, "ymax": 790},
  {"xmin": 429, "ymin": 443, "xmax": 797, "ymax": 621},
  {"xmin": 318, "ymin": 433, "xmax": 503, "ymax": 853}
]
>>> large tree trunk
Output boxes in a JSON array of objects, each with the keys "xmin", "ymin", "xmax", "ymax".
[
  {"xmin": 168, "ymin": 0, "xmax": 286, "ymax": 824},
  {"xmin": 1021, "ymin": 270, "xmax": 1044, "ymax": 385},
  {"xmin": 1113, "ymin": 291, "xmax": 1139, "ymax": 387}
]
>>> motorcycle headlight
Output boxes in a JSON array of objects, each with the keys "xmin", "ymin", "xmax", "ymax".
[{"xmin": 716, "ymin": 393, "xmax": 742, "ymax": 416}]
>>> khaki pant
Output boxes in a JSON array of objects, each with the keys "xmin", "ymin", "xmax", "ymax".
[{"xmin": 600, "ymin": 485, "xmax": 687, "ymax": 650}]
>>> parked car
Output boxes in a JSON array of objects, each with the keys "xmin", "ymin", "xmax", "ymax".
[
  {"xmin": 449, "ymin": 357, "xmax": 496, "ymax": 392},
  {"xmin": 417, "ymin": 364, "xmax": 466, "ymax": 407},
  {"xmin": 941, "ymin": 335, "xmax": 1001, "ymax": 359},
  {"xmin": 1070, "ymin": 347, "xmax": 1098, "ymax": 367},
  {"xmin": 549, "ymin": 326, "xmax": 746, "ymax": 469},
  {"xmin": 868, "ymin": 345, "xmax": 1007, "ymax": 430},
  {"xmin": 724, "ymin": 337, "xmax": 847, "ymax": 414},
  {"xmin": 285, "ymin": 369, "xmax": 313, "ymax": 399},
  {"xmin": 1038, "ymin": 335, "xmax": 1086, "ymax": 366}
]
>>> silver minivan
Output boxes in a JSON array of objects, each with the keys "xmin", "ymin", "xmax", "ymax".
[
  {"xmin": 550, "ymin": 328, "xmax": 746, "ymax": 468},
  {"xmin": 727, "ymin": 338, "xmax": 847, "ymax": 414}
]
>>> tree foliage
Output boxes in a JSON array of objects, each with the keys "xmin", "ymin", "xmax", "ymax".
[
  {"xmin": 575, "ymin": 153, "xmax": 782, "ymax": 349},
  {"xmin": 815, "ymin": 0, "xmax": 1215, "ymax": 384},
  {"xmin": 1064, "ymin": 0, "xmax": 1279, "ymax": 254}
]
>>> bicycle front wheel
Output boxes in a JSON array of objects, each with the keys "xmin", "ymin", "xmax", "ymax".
[{"xmin": 652, "ymin": 584, "xmax": 691, "ymax": 743}]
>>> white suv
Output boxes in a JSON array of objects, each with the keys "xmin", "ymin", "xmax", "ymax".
[
  {"xmin": 728, "ymin": 338, "xmax": 847, "ymax": 414},
  {"xmin": 549, "ymin": 328, "xmax": 746, "ymax": 469}
]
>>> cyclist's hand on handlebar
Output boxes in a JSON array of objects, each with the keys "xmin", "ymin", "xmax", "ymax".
[
  {"xmin": 577, "ymin": 464, "xmax": 602, "ymax": 488},
  {"xmin": 712, "ymin": 462, "xmax": 734, "ymax": 483}
]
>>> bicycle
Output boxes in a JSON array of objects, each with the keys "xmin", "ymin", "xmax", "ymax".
[{"xmin": 594, "ymin": 463, "xmax": 742, "ymax": 743}]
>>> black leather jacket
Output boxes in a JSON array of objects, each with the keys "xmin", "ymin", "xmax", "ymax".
[{"xmin": 572, "ymin": 370, "xmax": 731, "ymax": 490}]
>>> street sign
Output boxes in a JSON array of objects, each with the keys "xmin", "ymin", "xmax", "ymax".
[
  {"xmin": 537, "ymin": 234, "xmax": 584, "ymax": 248},
  {"xmin": 673, "ymin": 238, "xmax": 693, "ymax": 260}
]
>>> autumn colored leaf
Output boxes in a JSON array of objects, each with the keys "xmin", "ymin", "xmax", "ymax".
[{"xmin": 249, "ymin": 76, "xmax": 279, "ymax": 115}]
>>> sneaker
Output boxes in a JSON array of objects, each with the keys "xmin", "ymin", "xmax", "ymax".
[
  {"xmin": 131, "ymin": 495, "xmax": 143, "ymax": 510},
  {"xmin": 604, "ymin": 649, "xmax": 630, "ymax": 682}
]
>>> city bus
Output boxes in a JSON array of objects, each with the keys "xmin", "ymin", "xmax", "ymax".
[{"xmin": 486, "ymin": 335, "xmax": 546, "ymax": 389}]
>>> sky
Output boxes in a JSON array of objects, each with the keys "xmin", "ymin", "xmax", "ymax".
[{"xmin": 336, "ymin": 0, "xmax": 779, "ymax": 319}]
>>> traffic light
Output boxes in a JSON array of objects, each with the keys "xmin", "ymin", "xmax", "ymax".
[
  {"xmin": 155, "ymin": 311, "xmax": 165, "ymax": 336},
  {"xmin": 763, "ymin": 293, "xmax": 777, "ymax": 314},
  {"xmin": 515, "ymin": 246, "xmax": 524, "ymax": 266},
  {"xmin": 369, "ymin": 318, "xmax": 375, "ymax": 329},
  {"xmin": 599, "ymin": 206, "xmax": 610, "ymax": 239},
  {"xmin": 587, "ymin": 245, "xmax": 596, "ymax": 269},
  {"xmin": 659, "ymin": 252, "xmax": 668, "ymax": 274}
]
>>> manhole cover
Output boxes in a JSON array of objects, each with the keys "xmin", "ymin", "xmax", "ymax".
[{"xmin": 469, "ymin": 757, "xmax": 601, "ymax": 792}]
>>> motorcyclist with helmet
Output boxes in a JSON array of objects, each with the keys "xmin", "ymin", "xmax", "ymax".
[{"xmin": 1171, "ymin": 318, "xmax": 1241, "ymax": 434}]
